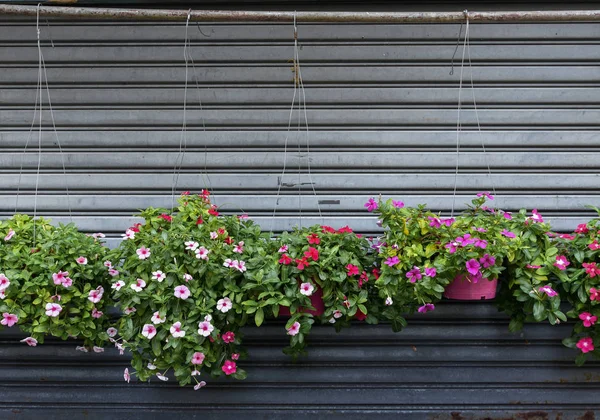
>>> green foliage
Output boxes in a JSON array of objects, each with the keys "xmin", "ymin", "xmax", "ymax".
[{"xmin": 0, "ymin": 214, "xmax": 112, "ymax": 348}]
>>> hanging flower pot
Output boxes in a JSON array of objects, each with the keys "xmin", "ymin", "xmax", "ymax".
[
  {"xmin": 443, "ymin": 274, "xmax": 498, "ymax": 300},
  {"xmin": 279, "ymin": 286, "xmax": 325, "ymax": 317}
]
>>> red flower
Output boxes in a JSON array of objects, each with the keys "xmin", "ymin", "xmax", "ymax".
[
  {"xmin": 358, "ymin": 271, "xmax": 369, "ymax": 288},
  {"xmin": 575, "ymin": 223, "xmax": 590, "ymax": 234},
  {"xmin": 130, "ymin": 223, "xmax": 142, "ymax": 233},
  {"xmin": 372, "ymin": 268, "xmax": 380, "ymax": 280},
  {"xmin": 583, "ymin": 262, "xmax": 600, "ymax": 278},
  {"xmin": 196, "ymin": 217, "xmax": 204, "ymax": 225},
  {"xmin": 321, "ymin": 225, "xmax": 336, "ymax": 234},
  {"xmin": 355, "ymin": 309, "xmax": 367, "ymax": 321},
  {"xmin": 591, "ymin": 287, "xmax": 600, "ymax": 302},
  {"xmin": 181, "ymin": 191, "xmax": 190, "ymax": 196},
  {"xmin": 279, "ymin": 254, "xmax": 293, "ymax": 265},
  {"xmin": 296, "ymin": 258, "xmax": 310, "ymax": 270},
  {"xmin": 217, "ymin": 228, "xmax": 226, "ymax": 235},
  {"xmin": 304, "ymin": 247, "xmax": 319, "ymax": 261},
  {"xmin": 208, "ymin": 206, "xmax": 219, "ymax": 216},
  {"xmin": 222, "ymin": 331, "xmax": 235, "ymax": 344},
  {"xmin": 590, "ymin": 240, "xmax": 600, "ymax": 251},
  {"xmin": 158, "ymin": 213, "xmax": 173, "ymax": 223},
  {"xmin": 346, "ymin": 264, "xmax": 359, "ymax": 276},
  {"xmin": 307, "ymin": 233, "xmax": 320, "ymax": 245},
  {"xmin": 201, "ymin": 189, "xmax": 210, "ymax": 197},
  {"xmin": 224, "ymin": 236, "xmax": 234, "ymax": 245},
  {"xmin": 337, "ymin": 225, "xmax": 353, "ymax": 233}
]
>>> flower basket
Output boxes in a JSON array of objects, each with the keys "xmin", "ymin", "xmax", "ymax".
[
  {"xmin": 279, "ymin": 287, "xmax": 325, "ymax": 317},
  {"xmin": 443, "ymin": 274, "xmax": 498, "ymax": 300}
]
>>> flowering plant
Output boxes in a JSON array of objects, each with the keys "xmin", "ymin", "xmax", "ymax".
[
  {"xmin": 110, "ymin": 191, "xmax": 264, "ymax": 388},
  {"xmin": 0, "ymin": 214, "xmax": 112, "ymax": 350},
  {"xmin": 243, "ymin": 224, "xmax": 378, "ymax": 357},
  {"xmin": 371, "ymin": 194, "xmax": 516, "ymax": 331}
]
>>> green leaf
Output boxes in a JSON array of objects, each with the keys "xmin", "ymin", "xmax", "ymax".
[
  {"xmin": 533, "ymin": 301, "xmax": 545, "ymax": 321},
  {"xmin": 255, "ymin": 308, "xmax": 264, "ymax": 327},
  {"xmin": 152, "ymin": 339, "xmax": 162, "ymax": 357}
]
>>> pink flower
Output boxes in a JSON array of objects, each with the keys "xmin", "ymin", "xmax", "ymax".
[
  {"xmin": 92, "ymin": 232, "xmax": 106, "ymax": 239},
  {"xmin": 185, "ymin": 241, "xmax": 199, "ymax": 251},
  {"xmin": 195, "ymin": 246, "xmax": 210, "ymax": 260},
  {"xmin": 589, "ymin": 240, "xmax": 600, "ymax": 251},
  {"xmin": 223, "ymin": 258, "xmax": 235, "ymax": 268},
  {"xmin": 456, "ymin": 234, "xmax": 474, "ymax": 247},
  {"xmin": 233, "ymin": 260, "xmax": 247, "ymax": 273},
  {"xmin": 591, "ymin": 288, "xmax": 600, "ymax": 302},
  {"xmin": 346, "ymin": 264, "xmax": 360, "ymax": 276},
  {"xmin": 136, "ymin": 247, "xmax": 151, "ymax": 260},
  {"xmin": 76, "ymin": 256, "xmax": 88, "ymax": 265},
  {"xmin": 1, "ymin": 313, "xmax": 18, "ymax": 327},
  {"xmin": 104, "ymin": 260, "xmax": 112, "ymax": 268},
  {"xmin": 384, "ymin": 256, "xmax": 400, "ymax": 267},
  {"xmin": 151, "ymin": 311, "xmax": 166, "ymax": 324},
  {"xmin": 91, "ymin": 308, "xmax": 103, "ymax": 318},
  {"xmin": 174, "ymin": 285, "xmax": 191, "ymax": 300},
  {"xmin": 197, "ymin": 320, "xmax": 214, "ymax": 337},
  {"xmin": 170, "ymin": 321, "xmax": 186, "ymax": 338},
  {"xmin": 466, "ymin": 259, "xmax": 481, "ymax": 276},
  {"xmin": 141, "ymin": 324, "xmax": 157, "ymax": 339},
  {"xmin": 0, "ymin": 274, "xmax": 9, "ymax": 291},
  {"xmin": 577, "ymin": 337, "xmax": 594, "ymax": 353},
  {"xmin": 93, "ymin": 346, "xmax": 104, "ymax": 353},
  {"xmin": 476, "ymin": 191, "xmax": 494, "ymax": 200},
  {"xmin": 231, "ymin": 353, "xmax": 240, "ymax": 361},
  {"xmin": 501, "ymin": 229, "xmax": 516, "ymax": 238},
  {"xmin": 88, "ymin": 288, "xmax": 103, "ymax": 303},
  {"xmin": 333, "ymin": 310, "xmax": 343, "ymax": 318},
  {"xmin": 76, "ymin": 346, "xmax": 88, "ymax": 353},
  {"xmin": 474, "ymin": 239, "xmax": 488, "ymax": 249},
  {"xmin": 191, "ymin": 352, "xmax": 205, "ymax": 365},
  {"xmin": 392, "ymin": 200, "xmax": 404, "ymax": 208},
  {"xmin": 579, "ymin": 312, "xmax": 597, "ymax": 328},
  {"xmin": 216, "ymin": 297, "xmax": 232, "ymax": 313},
  {"xmin": 539, "ymin": 285, "xmax": 558, "ymax": 297},
  {"xmin": 0, "ymin": 290, "xmax": 5, "ymax": 300},
  {"xmin": 222, "ymin": 360, "xmax": 237, "ymax": 376},
  {"xmin": 278, "ymin": 245, "xmax": 288, "ymax": 253},
  {"xmin": 4, "ymin": 229, "xmax": 15, "ymax": 241},
  {"xmin": 364, "ymin": 198, "xmax": 378, "ymax": 212},
  {"xmin": 194, "ymin": 381, "xmax": 207, "ymax": 390},
  {"xmin": 425, "ymin": 267, "xmax": 437, "ymax": 277},
  {"xmin": 479, "ymin": 254, "xmax": 496, "ymax": 268},
  {"xmin": 183, "ymin": 273, "xmax": 193, "ymax": 282},
  {"xmin": 287, "ymin": 321, "xmax": 301, "ymax": 336},
  {"xmin": 222, "ymin": 331, "xmax": 235, "ymax": 343},
  {"xmin": 124, "ymin": 307, "xmax": 136, "ymax": 315},
  {"xmin": 553, "ymin": 255, "xmax": 570, "ymax": 271},
  {"xmin": 300, "ymin": 282, "xmax": 314, "ymax": 296},
  {"xmin": 52, "ymin": 271, "xmax": 69, "ymax": 286},
  {"xmin": 108, "ymin": 268, "xmax": 120, "ymax": 277},
  {"xmin": 526, "ymin": 264, "xmax": 542, "ymax": 269},
  {"xmin": 418, "ymin": 303, "xmax": 435, "ymax": 313},
  {"xmin": 406, "ymin": 266, "xmax": 422, "ymax": 283},
  {"xmin": 62, "ymin": 277, "xmax": 73, "ymax": 288},
  {"xmin": 210, "ymin": 231, "xmax": 218, "ymax": 240},
  {"xmin": 106, "ymin": 327, "xmax": 118, "ymax": 337},
  {"xmin": 111, "ymin": 280, "xmax": 125, "ymax": 291},
  {"xmin": 45, "ymin": 303, "xmax": 62, "ymax": 317},
  {"xmin": 123, "ymin": 368, "xmax": 130, "ymax": 383},
  {"xmin": 130, "ymin": 279, "xmax": 146, "ymax": 292},
  {"xmin": 233, "ymin": 241, "xmax": 244, "ymax": 253},
  {"xmin": 575, "ymin": 224, "xmax": 590, "ymax": 234},
  {"xmin": 530, "ymin": 209, "xmax": 544, "ymax": 223},
  {"xmin": 20, "ymin": 337, "xmax": 37, "ymax": 346}
]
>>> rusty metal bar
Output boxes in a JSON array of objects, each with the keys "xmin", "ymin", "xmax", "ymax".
[{"xmin": 1, "ymin": 4, "xmax": 600, "ymax": 23}]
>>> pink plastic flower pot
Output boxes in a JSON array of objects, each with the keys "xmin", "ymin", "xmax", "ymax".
[
  {"xmin": 443, "ymin": 274, "xmax": 498, "ymax": 300},
  {"xmin": 279, "ymin": 287, "xmax": 325, "ymax": 317}
]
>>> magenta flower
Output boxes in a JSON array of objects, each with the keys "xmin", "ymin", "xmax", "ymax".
[
  {"xmin": 479, "ymin": 254, "xmax": 496, "ymax": 268},
  {"xmin": 473, "ymin": 227, "xmax": 487, "ymax": 233},
  {"xmin": 20, "ymin": 337, "xmax": 37, "ymax": 347},
  {"xmin": 286, "ymin": 321, "xmax": 301, "ymax": 336},
  {"xmin": 364, "ymin": 198, "xmax": 378, "ymax": 212},
  {"xmin": 278, "ymin": 245, "xmax": 288, "ymax": 253},
  {"xmin": 526, "ymin": 264, "xmax": 542, "ymax": 269},
  {"xmin": 456, "ymin": 234, "xmax": 475, "ymax": 247},
  {"xmin": 231, "ymin": 353, "xmax": 240, "ymax": 361},
  {"xmin": 406, "ymin": 267, "xmax": 422, "ymax": 283},
  {"xmin": 579, "ymin": 312, "xmax": 598, "ymax": 328},
  {"xmin": 1, "ymin": 313, "xmax": 18, "ymax": 327},
  {"xmin": 465, "ymin": 259, "xmax": 481, "ymax": 276},
  {"xmin": 222, "ymin": 360, "xmax": 237, "ymax": 376},
  {"xmin": 222, "ymin": 331, "xmax": 235, "ymax": 343},
  {"xmin": 530, "ymin": 209, "xmax": 544, "ymax": 223},
  {"xmin": 591, "ymin": 288, "xmax": 600, "ymax": 302},
  {"xmin": 469, "ymin": 271, "xmax": 483, "ymax": 284},
  {"xmin": 174, "ymin": 285, "xmax": 191, "ymax": 299},
  {"xmin": 418, "ymin": 303, "xmax": 435, "ymax": 313},
  {"xmin": 553, "ymin": 255, "xmax": 570, "ymax": 271},
  {"xmin": 192, "ymin": 352, "xmax": 206, "ymax": 365},
  {"xmin": 576, "ymin": 337, "xmax": 594, "ymax": 353},
  {"xmin": 384, "ymin": 256, "xmax": 400, "ymax": 267},
  {"xmin": 473, "ymin": 239, "xmax": 487, "ymax": 249},
  {"xmin": 503, "ymin": 212, "xmax": 512, "ymax": 220},
  {"xmin": 539, "ymin": 285, "xmax": 558, "ymax": 297},
  {"xmin": 476, "ymin": 191, "xmax": 494, "ymax": 200},
  {"xmin": 441, "ymin": 218, "xmax": 455, "ymax": 227},
  {"xmin": 428, "ymin": 216, "xmax": 441, "ymax": 228},
  {"xmin": 392, "ymin": 200, "xmax": 404, "ymax": 208},
  {"xmin": 501, "ymin": 229, "xmax": 516, "ymax": 238},
  {"xmin": 425, "ymin": 267, "xmax": 437, "ymax": 277},
  {"xmin": 233, "ymin": 241, "xmax": 244, "ymax": 254},
  {"xmin": 445, "ymin": 241, "xmax": 459, "ymax": 254},
  {"xmin": 575, "ymin": 224, "xmax": 589, "ymax": 234}
]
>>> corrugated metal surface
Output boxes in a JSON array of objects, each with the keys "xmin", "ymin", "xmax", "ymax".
[{"xmin": 2, "ymin": 11, "xmax": 600, "ymax": 419}]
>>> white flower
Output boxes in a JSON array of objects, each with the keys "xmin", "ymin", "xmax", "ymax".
[
  {"xmin": 131, "ymin": 279, "xmax": 146, "ymax": 292},
  {"xmin": 151, "ymin": 311, "xmax": 166, "ymax": 324},
  {"xmin": 0, "ymin": 274, "xmax": 10, "ymax": 291},
  {"xmin": 204, "ymin": 314, "xmax": 212, "ymax": 322},
  {"xmin": 122, "ymin": 229, "xmax": 135, "ymax": 240},
  {"xmin": 92, "ymin": 232, "xmax": 106, "ymax": 239},
  {"xmin": 111, "ymin": 280, "xmax": 125, "ymax": 291},
  {"xmin": 147, "ymin": 363, "xmax": 156, "ymax": 370},
  {"xmin": 0, "ymin": 290, "xmax": 5, "ymax": 300},
  {"xmin": 106, "ymin": 327, "xmax": 118, "ymax": 337},
  {"xmin": 4, "ymin": 229, "xmax": 15, "ymax": 241},
  {"xmin": 194, "ymin": 381, "xmax": 207, "ymax": 390},
  {"xmin": 45, "ymin": 303, "xmax": 62, "ymax": 317},
  {"xmin": 300, "ymin": 282, "xmax": 314, "ymax": 296},
  {"xmin": 124, "ymin": 307, "xmax": 136, "ymax": 315},
  {"xmin": 142, "ymin": 324, "xmax": 157, "ymax": 339},
  {"xmin": 234, "ymin": 260, "xmax": 247, "ymax": 273},
  {"xmin": 152, "ymin": 270, "xmax": 166, "ymax": 282},
  {"xmin": 233, "ymin": 241, "xmax": 244, "ymax": 253},
  {"xmin": 93, "ymin": 346, "xmax": 104, "ymax": 353},
  {"xmin": 136, "ymin": 247, "xmax": 151, "ymax": 260},
  {"xmin": 174, "ymin": 285, "xmax": 191, "ymax": 300},
  {"xmin": 197, "ymin": 321, "xmax": 214, "ymax": 337},
  {"xmin": 195, "ymin": 246, "xmax": 210, "ymax": 260},
  {"xmin": 210, "ymin": 232, "xmax": 218, "ymax": 240},
  {"xmin": 329, "ymin": 318, "xmax": 336, "ymax": 324},
  {"xmin": 333, "ymin": 310, "xmax": 343, "ymax": 319},
  {"xmin": 385, "ymin": 296, "xmax": 393, "ymax": 306},
  {"xmin": 170, "ymin": 321, "xmax": 186, "ymax": 338},
  {"xmin": 223, "ymin": 259, "xmax": 235, "ymax": 268},
  {"xmin": 123, "ymin": 368, "xmax": 130, "ymax": 383},
  {"xmin": 216, "ymin": 297, "xmax": 233, "ymax": 313},
  {"xmin": 21, "ymin": 337, "xmax": 38, "ymax": 346},
  {"xmin": 75, "ymin": 346, "xmax": 88, "ymax": 352},
  {"xmin": 104, "ymin": 260, "xmax": 112, "ymax": 268},
  {"xmin": 185, "ymin": 241, "xmax": 199, "ymax": 251},
  {"xmin": 156, "ymin": 373, "xmax": 169, "ymax": 382},
  {"xmin": 183, "ymin": 273, "xmax": 193, "ymax": 282}
]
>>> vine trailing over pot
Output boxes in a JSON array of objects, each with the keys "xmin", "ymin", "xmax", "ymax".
[{"xmin": 0, "ymin": 214, "xmax": 113, "ymax": 350}]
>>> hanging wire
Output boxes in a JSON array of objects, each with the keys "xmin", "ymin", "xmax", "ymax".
[
  {"xmin": 171, "ymin": 9, "xmax": 191, "ymax": 212},
  {"xmin": 450, "ymin": 11, "xmax": 469, "ymax": 217},
  {"xmin": 466, "ymin": 21, "xmax": 496, "ymax": 197},
  {"xmin": 270, "ymin": 11, "xmax": 300, "ymax": 232},
  {"xmin": 32, "ymin": 4, "xmax": 44, "ymax": 244},
  {"xmin": 449, "ymin": 22, "xmax": 463, "ymax": 76}
]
